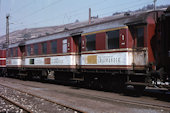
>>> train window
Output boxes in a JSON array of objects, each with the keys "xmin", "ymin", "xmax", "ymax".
[
  {"xmin": 27, "ymin": 45, "xmax": 31, "ymax": 56},
  {"xmin": 30, "ymin": 59, "xmax": 34, "ymax": 64},
  {"xmin": 106, "ymin": 30, "xmax": 119, "ymax": 49},
  {"xmin": 34, "ymin": 44, "xmax": 38, "ymax": 55},
  {"xmin": 51, "ymin": 40, "xmax": 57, "ymax": 54},
  {"xmin": 137, "ymin": 27, "xmax": 144, "ymax": 47},
  {"xmin": 13, "ymin": 48, "xmax": 16, "ymax": 57},
  {"xmin": 62, "ymin": 39, "xmax": 67, "ymax": 53},
  {"xmin": 86, "ymin": 34, "xmax": 96, "ymax": 51},
  {"xmin": 15, "ymin": 48, "xmax": 18, "ymax": 57},
  {"xmin": 10, "ymin": 48, "xmax": 13, "ymax": 57},
  {"xmin": 42, "ymin": 42, "xmax": 47, "ymax": 54}
]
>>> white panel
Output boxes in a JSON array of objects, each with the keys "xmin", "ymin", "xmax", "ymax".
[
  {"xmin": 25, "ymin": 55, "xmax": 76, "ymax": 66},
  {"xmin": 7, "ymin": 58, "xmax": 21, "ymax": 65},
  {"xmin": 0, "ymin": 58, "xmax": 6, "ymax": 60},
  {"xmin": 51, "ymin": 56, "xmax": 70, "ymax": 65},
  {"xmin": 25, "ymin": 59, "xmax": 30, "ymax": 65},
  {"xmin": 128, "ymin": 52, "xmax": 133, "ymax": 66},
  {"xmin": 133, "ymin": 51, "xmax": 148, "ymax": 65},
  {"xmin": 34, "ymin": 58, "xmax": 44, "ymax": 65},
  {"xmin": 81, "ymin": 52, "xmax": 132, "ymax": 66}
]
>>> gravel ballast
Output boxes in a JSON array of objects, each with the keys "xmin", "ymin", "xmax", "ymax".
[{"xmin": 0, "ymin": 85, "xmax": 79, "ymax": 113}]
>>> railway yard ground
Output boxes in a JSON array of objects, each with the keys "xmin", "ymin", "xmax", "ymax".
[{"xmin": 0, "ymin": 77, "xmax": 170, "ymax": 113}]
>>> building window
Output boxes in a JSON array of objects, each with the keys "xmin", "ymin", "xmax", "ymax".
[
  {"xmin": 27, "ymin": 45, "xmax": 31, "ymax": 56},
  {"xmin": 62, "ymin": 39, "xmax": 67, "ymax": 53},
  {"xmin": 86, "ymin": 34, "xmax": 96, "ymax": 51},
  {"xmin": 51, "ymin": 40, "xmax": 57, "ymax": 54},
  {"xmin": 42, "ymin": 42, "xmax": 47, "ymax": 54},
  {"xmin": 106, "ymin": 30, "xmax": 119, "ymax": 49},
  {"xmin": 137, "ymin": 27, "xmax": 144, "ymax": 47},
  {"xmin": 34, "ymin": 44, "xmax": 38, "ymax": 55}
]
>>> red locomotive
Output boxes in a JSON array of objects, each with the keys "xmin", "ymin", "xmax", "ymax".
[{"xmin": 0, "ymin": 7, "xmax": 170, "ymax": 92}]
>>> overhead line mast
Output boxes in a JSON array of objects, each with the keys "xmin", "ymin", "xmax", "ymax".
[
  {"xmin": 6, "ymin": 14, "xmax": 9, "ymax": 70},
  {"xmin": 154, "ymin": 0, "xmax": 157, "ymax": 11},
  {"xmin": 6, "ymin": 14, "xmax": 9, "ymax": 48}
]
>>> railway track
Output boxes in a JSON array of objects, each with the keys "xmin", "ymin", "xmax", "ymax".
[
  {"xmin": 0, "ymin": 77, "xmax": 169, "ymax": 112},
  {"xmin": 0, "ymin": 94, "xmax": 32, "ymax": 113},
  {"xmin": 32, "ymin": 79, "xmax": 170, "ymax": 111},
  {"xmin": 36, "ymin": 86, "xmax": 170, "ymax": 111},
  {"xmin": 76, "ymin": 91, "xmax": 170, "ymax": 110},
  {"xmin": 0, "ymin": 83, "xmax": 85, "ymax": 113}
]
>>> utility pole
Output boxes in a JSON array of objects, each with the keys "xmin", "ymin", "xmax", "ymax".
[
  {"xmin": 153, "ymin": 0, "xmax": 157, "ymax": 11},
  {"xmin": 6, "ymin": 14, "xmax": 9, "ymax": 71},
  {"xmin": 6, "ymin": 14, "xmax": 9, "ymax": 48}
]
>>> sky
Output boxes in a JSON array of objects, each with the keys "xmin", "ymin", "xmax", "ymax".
[{"xmin": 0, "ymin": 0, "xmax": 169, "ymax": 37}]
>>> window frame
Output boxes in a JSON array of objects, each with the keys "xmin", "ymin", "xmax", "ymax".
[
  {"xmin": 34, "ymin": 44, "xmax": 39, "ymax": 55},
  {"xmin": 42, "ymin": 42, "xmax": 47, "ymax": 54},
  {"xmin": 136, "ymin": 26, "xmax": 145, "ymax": 48},
  {"xmin": 86, "ymin": 34, "xmax": 96, "ymax": 51},
  {"xmin": 26, "ymin": 45, "xmax": 31, "ymax": 56},
  {"xmin": 106, "ymin": 30, "xmax": 120, "ymax": 49},
  {"xmin": 10, "ymin": 48, "xmax": 13, "ymax": 57},
  {"xmin": 51, "ymin": 40, "xmax": 57, "ymax": 54},
  {"xmin": 15, "ymin": 47, "xmax": 18, "ymax": 57}
]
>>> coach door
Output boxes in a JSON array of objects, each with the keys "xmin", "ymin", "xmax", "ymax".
[
  {"xmin": 134, "ymin": 26, "xmax": 147, "ymax": 68},
  {"xmin": 72, "ymin": 35, "xmax": 81, "ymax": 70},
  {"xmin": 128, "ymin": 25, "xmax": 147, "ymax": 70},
  {"xmin": 19, "ymin": 45, "xmax": 25, "ymax": 68}
]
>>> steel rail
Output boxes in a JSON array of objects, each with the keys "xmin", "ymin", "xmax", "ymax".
[
  {"xmin": 0, "ymin": 83, "xmax": 86, "ymax": 113},
  {"xmin": 78, "ymin": 93, "xmax": 170, "ymax": 110},
  {"xmin": 42, "ymin": 88, "xmax": 170, "ymax": 111},
  {"xmin": 0, "ymin": 94, "xmax": 33, "ymax": 113},
  {"xmin": 1, "ymin": 79, "xmax": 169, "ymax": 112}
]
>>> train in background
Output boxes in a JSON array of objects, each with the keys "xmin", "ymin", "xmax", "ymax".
[
  {"xmin": 0, "ymin": 7, "xmax": 170, "ymax": 92},
  {"xmin": 0, "ymin": 49, "xmax": 6, "ymax": 76}
]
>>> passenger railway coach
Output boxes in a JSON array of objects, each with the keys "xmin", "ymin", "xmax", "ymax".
[
  {"xmin": 0, "ymin": 49, "xmax": 6, "ymax": 76},
  {"xmin": 1, "ymin": 7, "xmax": 170, "ymax": 92}
]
